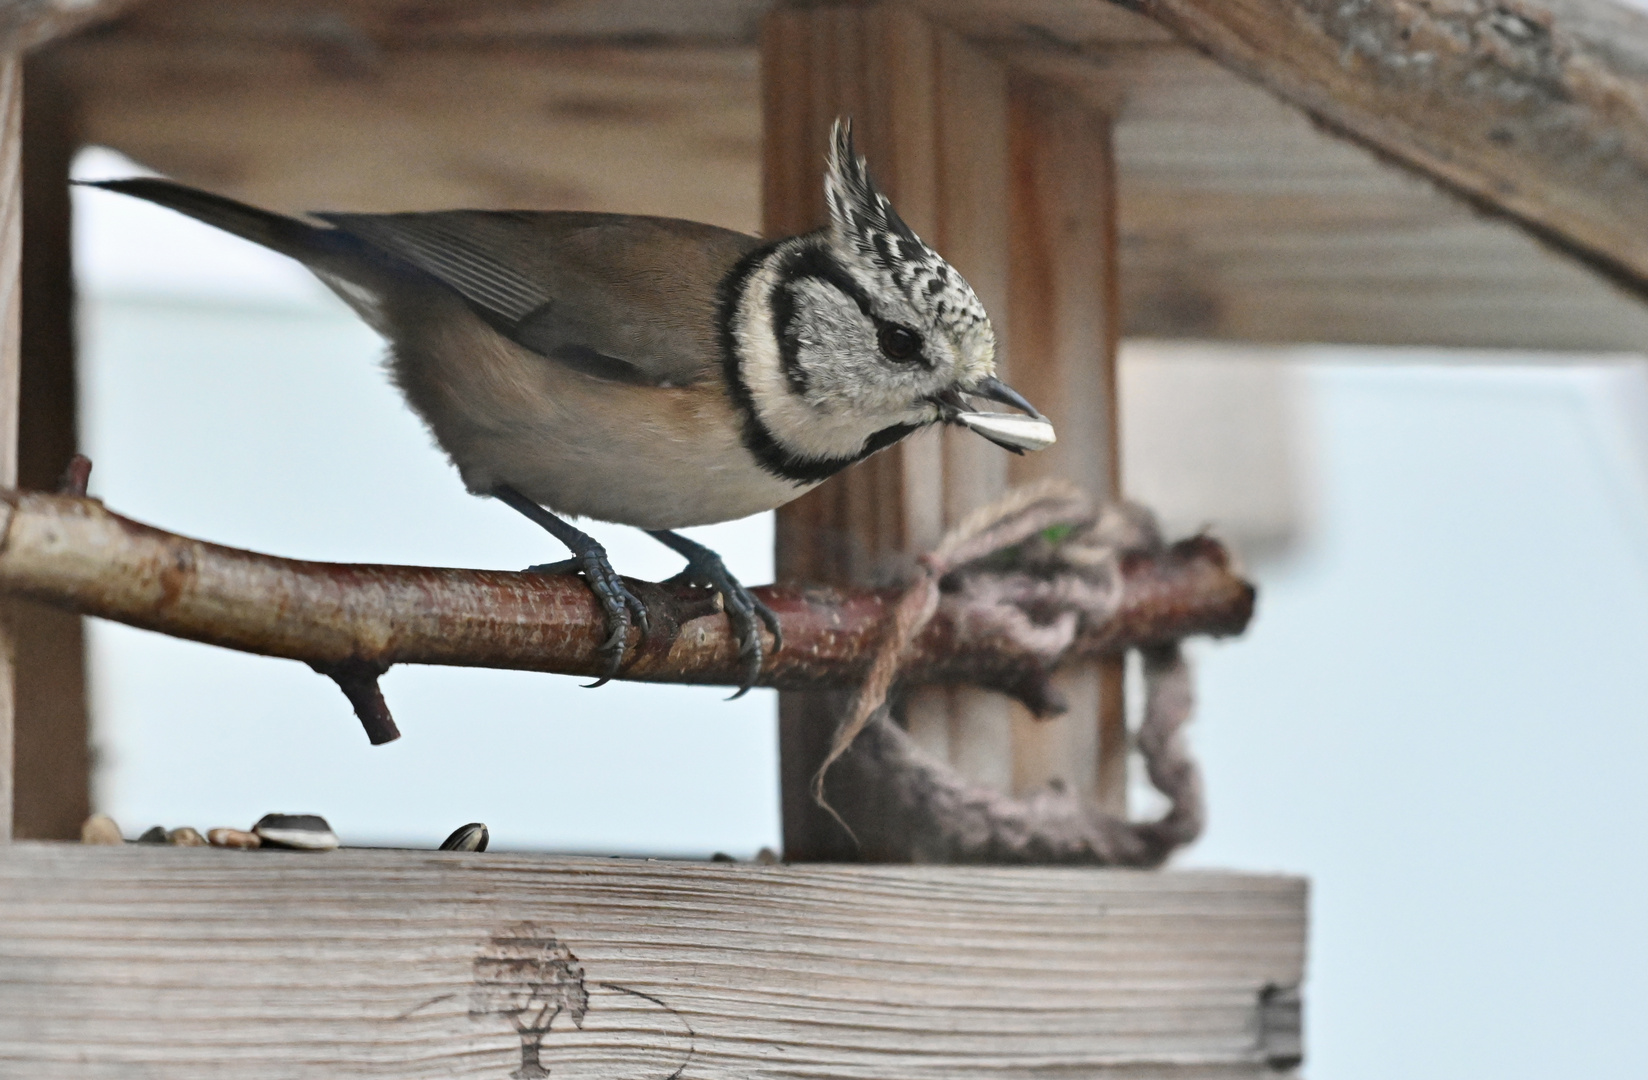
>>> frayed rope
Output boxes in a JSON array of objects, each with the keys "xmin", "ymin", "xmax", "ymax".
[
  {"xmin": 811, "ymin": 480, "xmax": 1093, "ymax": 818},
  {"xmin": 809, "ymin": 479, "xmax": 1208, "ymax": 865}
]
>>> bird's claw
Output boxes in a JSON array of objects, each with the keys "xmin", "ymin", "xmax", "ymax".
[
  {"xmin": 578, "ymin": 548, "xmax": 648, "ymax": 686},
  {"xmin": 493, "ymin": 486, "xmax": 647, "ymax": 686},
  {"xmin": 527, "ymin": 547, "xmax": 647, "ymax": 686},
  {"xmin": 676, "ymin": 551, "xmax": 780, "ymax": 697}
]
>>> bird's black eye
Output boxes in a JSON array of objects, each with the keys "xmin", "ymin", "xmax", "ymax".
[{"xmin": 878, "ymin": 325, "xmax": 922, "ymax": 362}]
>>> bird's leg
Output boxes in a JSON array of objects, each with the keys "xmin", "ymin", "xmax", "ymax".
[
  {"xmin": 493, "ymin": 485, "xmax": 647, "ymax": 686},
  {"xmin": 646, "ymin": 529, "xmax": 782, "ymax": 697}
]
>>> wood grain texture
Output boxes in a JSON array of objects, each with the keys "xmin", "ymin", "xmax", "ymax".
[
  {"xmin": 71, "ymin": 0, "xmax": 1172, "ymax": 50},
  {"xmin": 1135, "ymin": 0, "xmax": 1648, "ymax": 302},
  {"xmin": 54, "ymin": 38, "xmax": 763, "ymax": 233},
  {"xmin": 763, "ymin": 6, "xmax": 1026, "ymax": 856},
  {"xmin": 929, "ymin": 22, "xmax": 1018, "ymax": 795},
  {"xmin": 0, "ymin": 52, "xmax": 19, "ymax": 841},
  {"xmin": 765, "ymin": 5, "xmax": 929, "ymax": 860},
  {"xmin": 75, "ymin": 0, "xmax": 773, "ymax": 46},
  {"xmin": 0, "ymin": 844, "xmax": 1307, "ymax": 1078},
  {"xmin": 1097, "ymin": 38, "xmax": 1648, "ymax": 350},
  {"xmin": 1006, "ymin": 77, "xmax": 1127, "ymax": 811}
]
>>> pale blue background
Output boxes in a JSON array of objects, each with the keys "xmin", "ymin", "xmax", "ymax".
[
  {"xmin": 71, "ymin": 150, "xmax": 1647, "ymax": 1078},
  {"xmin": 1178, "ymin": 360, "xmax": 1648, "ymax": 1079}
]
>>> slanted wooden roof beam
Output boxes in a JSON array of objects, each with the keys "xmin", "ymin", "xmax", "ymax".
[{"xmin": 1133, "ymin": 0, "xmax": 1648, "ymax": 302}]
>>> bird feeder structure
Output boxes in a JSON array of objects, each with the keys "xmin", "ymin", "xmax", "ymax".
[{"xmin": 4, "ymin": 0, "xmax": 1647, "ymax": 1074}]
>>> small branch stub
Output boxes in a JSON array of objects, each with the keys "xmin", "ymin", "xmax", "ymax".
[
  {"xmin": 55, "ymin": 453, "xmax": 90, "ymax": 497},
  {"xmin": 310, "ymin": 658, "xmax": 399, "ymax": 744}
]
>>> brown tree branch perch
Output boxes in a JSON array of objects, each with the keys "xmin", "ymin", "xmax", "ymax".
[{"xmin": 0, "ymin": 489, "xmax": 1253, "ymax": 742}]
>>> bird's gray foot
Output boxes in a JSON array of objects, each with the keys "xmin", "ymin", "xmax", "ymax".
[
  {"xmin": 493, "ymin": 485, "xmax": 648, "ymax": 686},
  {"xmin": 648, "ymin": 530, "xmax": 782, "ymax": 697},
  {"xmin": 568, "ymin": 541, "xmax": 649, "ymax": 685}
]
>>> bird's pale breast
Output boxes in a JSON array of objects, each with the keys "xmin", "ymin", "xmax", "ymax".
[{"xmin": 386, "ymin": 289, "xmax": 811, "ymax": 529}]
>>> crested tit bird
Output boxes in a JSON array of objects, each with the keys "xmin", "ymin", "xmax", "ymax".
[{"xmin": 86, "ymin": 121, "xmax": 1054, "ymax": 690}]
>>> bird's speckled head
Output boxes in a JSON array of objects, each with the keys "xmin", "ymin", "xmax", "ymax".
[
  {"xmin": 822, "ymin": 120, "xmax": 998, "ymax": 390},
  {"xmin": 723, "ymin": 119, "xmax": 1049, "ymax": 484}
]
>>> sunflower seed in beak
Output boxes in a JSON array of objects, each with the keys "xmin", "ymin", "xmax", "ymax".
[{"xmin": 954, "ymin": 411, "xmax": 1057, "ymax": 453}]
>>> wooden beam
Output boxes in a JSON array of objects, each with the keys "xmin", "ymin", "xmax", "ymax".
[
  {"xmin": 51, "ymin": 0, "xmax": 1648, "ymax": 352},
  {"xmin": 0, "ymin": 845, "xmax": 1308, "ymax": 1077},
  {"xmin": 1005, "ymin": 77, "xmax": 1127, "ymax": 813},
  {"xmin": 67, "ymin": 0, "xmax": 773, "ymax": 47},
  {"xmin": 929, "ymin": 21, "xmax": 1018, "ymax": 795},
  {"xmin": 0, "ymin": 53, "xmax": 19, "ymax": 842},
  {"xmin": 762, "ymin": 4, "xmax": 1024, "ymax": 859},
  {"xmin": 1132, "ymin": 0, "xmax": 1648, "ymax": 303},
  {"xmin": 3, "ymin": 52, "xmax": 86, "ymax": 840},
  {"xmin": 0, "ymin": 0, "xmax": 141, "ymax": 53},
  {"xmin": 55, "ymin": 39, "xmax": 764, "ymax": 232}
]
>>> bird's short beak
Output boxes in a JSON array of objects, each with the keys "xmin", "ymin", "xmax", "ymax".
[
  {"xmin": 970, "ymin": 376, "xmax": 1046, "ymax": 420},
  {"xmin": 932, "ymin": 376, "xmax": 1057, "ymax": 454}
]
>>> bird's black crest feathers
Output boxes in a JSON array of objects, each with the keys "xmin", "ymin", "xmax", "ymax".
[{"xmin": 825, "ymin": 120, "xmax": 921, "ymax": 265}]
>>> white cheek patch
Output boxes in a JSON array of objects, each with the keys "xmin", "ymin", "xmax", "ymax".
[
  {"xmin": 732, "ymin": 252, "xmax": 917, "ymax": 462},
  {"xmin": 784, "ymin": 277, "xmax": 877, "ymax": 401}
]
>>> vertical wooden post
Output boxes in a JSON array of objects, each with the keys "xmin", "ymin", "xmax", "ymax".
[
  {"xmin": 6, "ymin": 54, "xmax": 89, "ymax": 839},
  {"xmin": 763, "ymin": 4, "xmax": 1017, "ymax": 858},
  {"xmin": 1005, "ymin": 79, "xmax": 1128, "ymax": 814},
  {"xmin": 0, "ymin": 53, "xmax": 23, "ymax": 842}
]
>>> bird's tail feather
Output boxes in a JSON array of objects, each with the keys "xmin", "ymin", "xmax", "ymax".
[{"xmin": 78, "ymin": 178, "xmax": 335, "ymax": 265}]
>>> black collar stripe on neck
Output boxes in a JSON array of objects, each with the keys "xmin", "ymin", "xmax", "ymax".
[{"xmin": 768, "ymin": 275, "xmax": 809, "ymax": 397}]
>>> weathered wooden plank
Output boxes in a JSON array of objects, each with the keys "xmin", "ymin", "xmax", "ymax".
[
  {"xmin": 1096, "ymin": 41, "xmax": 1648, "ymax": 350},
  {"xmin": 74, "ymin": 0, "xmax": 775, "ymax": 46},
  {"xmin": 1133, "ymin": 0, "xmax": 1648, "ymax": 301},
  {"xmin": 1005, "ymin": 36, "xmax": 1648, "ymax": 348},
  {"xmin": 0, "ymin": 844, "xmax": 1306, "ymax": 1077},
  {"xmin": 69, "ymin": 0, "xmax": 1176, "ymax": 50},
  {"xmin": 55, "ymin": 39, "xmax": 764, "ymax": 232}
]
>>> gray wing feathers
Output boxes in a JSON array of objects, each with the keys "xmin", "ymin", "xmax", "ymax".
[{"xmin": 313, "ymin": 212, "xmax": 548, "ymax": 323}]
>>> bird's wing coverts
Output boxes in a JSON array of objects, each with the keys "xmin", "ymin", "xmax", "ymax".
[{"xmin": 315, "ymin": 210, "xmax": 761, "ymax": 387}]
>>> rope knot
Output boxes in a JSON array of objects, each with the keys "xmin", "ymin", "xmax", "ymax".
[{"xmin": 809, "ymin": 479, "xmax": 1208, "ymax": 866}]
